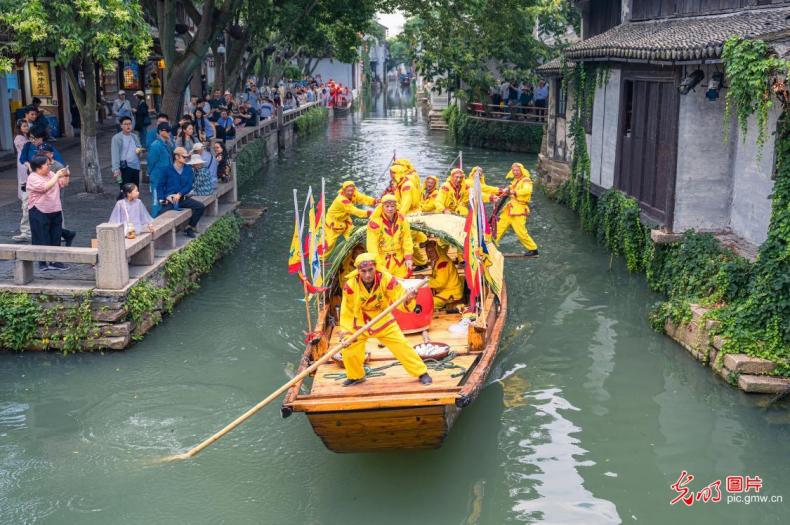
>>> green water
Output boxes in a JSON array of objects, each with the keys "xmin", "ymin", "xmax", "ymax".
[{"xmin": 1, "ymin": 88, "xmax": 788, "ymax": 524}]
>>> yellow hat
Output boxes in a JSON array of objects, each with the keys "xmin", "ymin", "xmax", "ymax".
[
  {"xmin": 354, "ymin": 252, "xmax": 377, "ymax": 267},
  {"xmin": 424, "ymin": 175, "xmax": 438, "ymax": 185},
  {"xmin": 506, "ymin": 162, "xmax": 531, "ymax": 179},
  {"xmin": 393, "ymin": 158, "xmax": 414, "ymax": 171},
  {"xmin": 390, "ymin": 164, "xmax": 407, "ymax": 175},
  {"xmin": 450, "ymin": 168, "xmax": 465, "ymax": 177},
  {"xmin": 340, "ymin": 181, "xmax": 356, "ymax": 190},
  {"xmin": 381, "ymin": 194, "xmax": 397, "ymax": 203}
]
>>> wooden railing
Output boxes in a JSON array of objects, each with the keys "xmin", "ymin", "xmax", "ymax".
[{"xmin": 466, "ymin": 103, "xmax": 547, "ymax": 124}]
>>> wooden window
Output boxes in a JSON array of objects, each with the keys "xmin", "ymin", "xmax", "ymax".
[
  {"xmin": 556, "ymin": 78, "xmax": 567, "ymax": 118},
  {"xmin": 623, "ymin": 80, "xmax": 634, "ymax": 137}
]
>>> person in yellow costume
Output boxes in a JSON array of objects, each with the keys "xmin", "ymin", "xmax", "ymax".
[
  {"xmin": 437, "ymin": 168, "xmax": 470, "ymax": 216},
  {"xmin": 494, "ymin": 162, "xmax": 539, "ymax": 256},
  {"xmin": 338, "ymin": 253, "xmax": 432, "ymax": 386},
  {"xmin": 390, "ymin": 162, "xmax": 422, "ymax": 215},
  {"xmin": 366, "ymin": 194, "xmax": 414, "ymax": 278},
  {"xmin": 467, "ymin": 166, "xmax": 502, "ymax": 202},
  {"xmin": 426, "ymin": 241, "xmax": 464, "ymax": 309},
  {"xmin": 419, "ymin": 175, "xmax": 442, "ymax": 212},
  {"xmin": 324, "ymin": 181, "xmax": 377, "ymax": 256}
]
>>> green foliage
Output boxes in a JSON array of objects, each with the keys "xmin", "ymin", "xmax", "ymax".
[
  {"xmin": 0, "ymin": 292, "xmax": 41, "ymax": 350},
  {"xmin": 443, "ymin": 105, "xmax": 543, "ymax": 153},
  {"xmin": 593, "ymin": 189, "xmax": 651, "ymax": 272},
  {"xmin": 722, "ymin": 37, "xmax": 789, "ymax": 154},
  {"xmin": 294, "ymin": 106, "xmax": 329, "ymax": 135},
  {"xmin": 396, "ymin": 1, "xmax": 579, "ymax": 96},
  {"xmin": 127, "ymin": 280, "xmax": 171, "ymax": 327},
  {"xmin": 2, "ymin": 0, "xmax": 151, "ymax": 71},
  {"xmin": 235, "ymin": 138, "xmax": 268, "ymax": 189},
  {"xmin": 707, "ymin": 113, "xmax": 790, "ymax": 374}
]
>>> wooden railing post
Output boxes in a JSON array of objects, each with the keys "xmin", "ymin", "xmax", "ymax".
[
  {"xmin": 96, "ymin": 223, "xmax": 129, "ymax": 290},
  {"xmin": 276, "ymin": 106, "xmax": 284, "ymax": 130}
]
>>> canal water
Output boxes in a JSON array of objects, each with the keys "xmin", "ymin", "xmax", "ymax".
[{"xmin": 1, "ymin": 87, "xmax": 788, "ymax": 524}]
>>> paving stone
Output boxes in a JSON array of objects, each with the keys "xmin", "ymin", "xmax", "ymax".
[
  {"xmin": 738, "ymin": 375, "xmax": 790, "ymax": 394},
  {"xmin": 723, "ymin": 354, "xmax": 776, "ymax": 375}
]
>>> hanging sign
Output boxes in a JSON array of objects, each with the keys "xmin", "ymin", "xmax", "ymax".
[{"xmin": 29, "ymin": 61, "xmax": 52, "ymax": 97}]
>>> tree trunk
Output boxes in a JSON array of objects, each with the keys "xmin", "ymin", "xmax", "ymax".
[
  {"xmin": 161, "ymin": 63, "xmax": 191, "ymax": 119},
  {"xmin": 224, "ymin": 32, "xmax": 247, "ymax": 95},
  {"xmin": 213, "ymin": 44, "xmax": 225, "ymax": 93},
  {"xmin": 65, "ymin": 58, "xmax": 103, "ymax": 193}
]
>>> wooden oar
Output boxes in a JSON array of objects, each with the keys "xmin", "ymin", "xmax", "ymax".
[{"xmin": 160, "ymin": 278, "xmax": 429, "ymax": 462}]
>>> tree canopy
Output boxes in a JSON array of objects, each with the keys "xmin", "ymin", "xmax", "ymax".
[{"xmin": 389, "ymin": 0, "xmax": 579, "ymax": 96}]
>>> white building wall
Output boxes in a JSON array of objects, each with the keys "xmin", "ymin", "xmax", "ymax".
[
  {"xmin": 311, "ymin": 59, "xmax": 354, "ymax": 88},
  {"xmin": 673, "ymin": 64, "xmax": 734, "ymax": 233},
  {"xmin": 589, "ymin": 68, "xmax": 621, "ymax": 188},
  {"xmin": 729, "ymin": 105, "xmax": 781, "ymax": 245}
]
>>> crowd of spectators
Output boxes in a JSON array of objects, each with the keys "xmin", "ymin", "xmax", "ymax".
[{"xmin": 10, "ymin": 75, "xmax": 348, "ymax": 269}]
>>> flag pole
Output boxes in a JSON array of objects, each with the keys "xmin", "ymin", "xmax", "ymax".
[
  {"xmin": 320, "ymin": 177, "xmax": 327, "ymax": 312},
  {"xmin": 294, "ymin": 189, "xmax": 312, "ymax": 333}
]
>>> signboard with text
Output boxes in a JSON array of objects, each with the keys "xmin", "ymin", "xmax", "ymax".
[{"xmin": 28, "ymin": 61, "xmax": 52, "ymax": 97}]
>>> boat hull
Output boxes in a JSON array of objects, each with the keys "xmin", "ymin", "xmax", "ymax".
[{"xmin": 307, "ymin": 405, "xmax": 460, "ymax": 453}]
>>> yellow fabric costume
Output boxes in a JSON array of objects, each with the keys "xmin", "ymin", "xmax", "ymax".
[
  {"xmin": 429, "ymin": 247, "xmax": 464, "ymax": 309},
  {"xmin": 467, "ymin": 166, "xmax": 500, "ymax": 202},
  {"xmin": 324, "ymin": 181, "xmax": 376, "ymax": 255},
  {"xmin": 496, "ymin": 163, "xmax": 538, "ymax": 251},
  {"xmin": 338, "ymin": 264, "xmax": 428, "ymax": 381},
  {"xmin": 366, "ymin": 196, "xmax": 414, "ymax": 278},
  {"xmin": 437, "ymin": 169, "xmax": 470, "ymax": 216},
  {"xmin": 419, "ymin": 176, "xmax": 442, "ymax": 212},
  {"xmin": 391, "ymin": 164, "xmax": 422, "ymax": 215}
]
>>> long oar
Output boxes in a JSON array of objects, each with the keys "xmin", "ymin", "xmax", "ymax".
[{"xmin": 160, "ymin": 278, "xmax": 429, "ymax": 462}]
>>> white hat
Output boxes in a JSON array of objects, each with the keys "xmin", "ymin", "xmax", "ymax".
[
  {"xmin": 118, "ymin": 90, "xmax": 126, "ymax": 95},
  {"xmin": 185, "ymin": 154, "xmax": 204, "ymax": 165},
  {"xmin": 191, "ymin": 142, "xmax": 204, "ymax": 152},
  {"xmin": 134, "ymin": 90, "xmax": 144, "ymax": 97}
]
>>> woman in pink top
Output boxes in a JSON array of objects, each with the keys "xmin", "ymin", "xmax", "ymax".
[
  {"xmin": 26, "ymin": 156, "xmax": 70, "ymax": 270},
  {"xmin": 13, "ymin": 119, "xmax": 30, "ymax": 242}
]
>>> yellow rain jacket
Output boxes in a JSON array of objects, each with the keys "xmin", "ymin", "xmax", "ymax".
[
  {"xmin": 391, "ymin": 165, "xmax": 422, "ymax": 215},
  {"xmin": 324, "ymin": 183, "xmax": 376, "ymax": 255},
  {"xmin": 466, "ymin": 166, "xmax": 500, "ymax": 201},
  {"xmin": 429, "ymin": 248, "xmax": 464, "ymax": 309},
  {"xmin": 496, "ymin": 163, "xmax": 538, "ymax": 251},
  {"xmin": 338, "ymin": 269, "xmax": 427, "ymax": 380},
  {"xmin": 504, "ymin": 164, "xmax": 533, "ymax": 216},
  {"xmin": 366, "ymin": 205, "xmax": 414, "ymax": 278},
  {"xmin": 437, "ymin": 170, "xmax": 470, "ymax": 216},
  {"xmin": 419, "ymin": 176, "xmax": 442, "ymax": 212}
]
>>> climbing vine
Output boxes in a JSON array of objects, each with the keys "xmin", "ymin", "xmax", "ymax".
[
  {"xmin": 293, "ymin": 106, "xmax": 329, "ymax": 135},
  {"xmin": 0, "ymin": 292, "xmax": 41, "ymax": 350},
  {"xmin": 443, "ymin": 104, "xmax": 543, "ymax": 153},
  {"xmin": 722, "ymin": 37, "xmax": 789, "ymax": 153}
]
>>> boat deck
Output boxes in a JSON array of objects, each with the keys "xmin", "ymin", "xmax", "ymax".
[{"xmin": 292, "ymin": 310, "xmax": 481, "ymax": 413}]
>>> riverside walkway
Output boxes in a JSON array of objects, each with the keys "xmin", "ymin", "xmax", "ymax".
[{"xmin": 0, "ymin": 103, "xmax": 316, "ymax": 293}]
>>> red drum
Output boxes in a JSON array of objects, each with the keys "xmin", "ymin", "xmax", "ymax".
[{"xmin": 393, "ymin": 278, "xmax": 434, "ymax": 334}]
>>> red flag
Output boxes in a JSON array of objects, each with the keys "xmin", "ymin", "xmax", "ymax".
[
  {"xmin": 463, "ymin": 208, "xmax": 480, "ymax": 310},
  {"xmin": 298, "ymin": 272, "xmax": 328, "ymax": 294}
]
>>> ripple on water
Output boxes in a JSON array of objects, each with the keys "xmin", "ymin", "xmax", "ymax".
[{"xmin": 76, "ymin": 383, "xmax": 252, "ymax": 462}]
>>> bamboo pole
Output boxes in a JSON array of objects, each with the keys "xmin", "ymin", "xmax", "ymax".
[
  {"xmin": 294, "ymin": 189, "xmax": 312, "ymax": 331},
  {"xmin": 160, "ymin": 278, "xmax": 429, "ymax": 462}
]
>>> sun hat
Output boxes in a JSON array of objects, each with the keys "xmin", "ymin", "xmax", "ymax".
[
  {"xmin": 191, "ymin": 142, "xmax": 204, "ymax": 152},
  {"xmin": 173, "ymin": 146, "xmax": 189, "ymax": 157},
  {"xmin": 185, "ymin": 154, "xmax": 204, "ymax": 165}
]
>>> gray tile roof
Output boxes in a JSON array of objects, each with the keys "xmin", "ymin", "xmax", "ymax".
[
  {"xmin": 536, "ymin": 58, "xmax": 573, "ymax": 76},
  {"xmin": 566, "ymin": 7, "xmax": 790, "ymax": 62}
]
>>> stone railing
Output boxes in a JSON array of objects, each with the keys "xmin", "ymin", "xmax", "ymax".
[
  {"xmin": 0, "ymin": 173, "xmax": 238, "ymax": 290},
  {"xmin": 0, "ymin": 102, "xmax": 323, "ymax": 292}
]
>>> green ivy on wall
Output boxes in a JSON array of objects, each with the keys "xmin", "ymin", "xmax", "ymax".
[
  {"xmin": 443, "ymin": 104, "xmax": 543, "ymax": 154},
  {"xmin": 722, "ymin": 37, "xmax": 788, "ymax": 153}
]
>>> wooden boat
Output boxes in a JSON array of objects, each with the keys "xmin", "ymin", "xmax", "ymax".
[
  {"xmin": 282, "ymin": 214, "xmax": 507, "ymax": 452},
  {"xmin": 332, "ymin": 99, "xmax": 352, "ymax": 115}
]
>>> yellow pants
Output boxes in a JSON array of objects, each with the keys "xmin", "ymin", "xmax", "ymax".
[
  {"xmin": 412, "ymin": 231, "xmax": 428, "ymax": 266},
  {"xmin": 342, "ymin": 322, "xmax": 428, "ymax": 380},
  {"xmin": 496, "ymin": 211, "xmax": 537, "ymax": 251},
  {"xmin": 323, "ymin": 226, "xmax": 349, "ymax": 259},
  {"xmin": 382, "ymin": 254, "xmax": 409, "ymax": 278},
  {"xmin": 432, "ymin": 290, "xmax": 460, "ymax": 309}
]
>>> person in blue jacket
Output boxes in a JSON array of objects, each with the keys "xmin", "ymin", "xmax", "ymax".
[
  {"xmin": 156, "ymin": 146, "xmax": 205, "ymax": 237},
  {"xmin": 145, "ymin": 113, "xmax": 170, "ymax": 149},
  {"xmin": 19, "ymin": 128, "xmax": 64, "ymax": 171},
  {"xmin": 146, "ymin": 122, "xmax": 175, "ymax": 217}
]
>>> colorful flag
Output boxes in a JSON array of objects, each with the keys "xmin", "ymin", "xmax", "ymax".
[
  {"xmin": 307, "ymin": 193, "xmax": 322, "ymax": 287},
  {"xmin": 463, "ymin": 199, "xmax": 481, "ymax": 310},
  {"xmin": 288, "ymin": 199, "xmax": 303, "ymax": 274}
]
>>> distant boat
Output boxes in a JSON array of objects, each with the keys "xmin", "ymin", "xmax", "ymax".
[
  {"xmin": 333, "ymin": 99, "xmax": 352, "ymax": 115},
  {"xmin": 282, "ymin": 214, "xmax": 507, "ymax": 453}
]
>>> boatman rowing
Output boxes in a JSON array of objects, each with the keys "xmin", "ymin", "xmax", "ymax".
[{"xmin": 337, "ymin": 253, "xmax": 432, "ymax": 387}]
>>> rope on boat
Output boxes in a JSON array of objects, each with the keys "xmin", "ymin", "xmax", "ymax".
[{"xmin": 323, "ymin": 352, "xmax": 468, "ymax": 381}]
